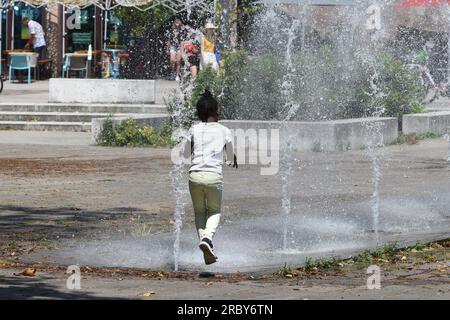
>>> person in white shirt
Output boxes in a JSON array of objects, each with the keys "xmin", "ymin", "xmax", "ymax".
[
  {"xmin": 183, "ymin": 90, "xmax": 238, "ymax": 265},
  {"xmin": 22, "ymin": 18, "xmax": 46, "ymax": 59}
]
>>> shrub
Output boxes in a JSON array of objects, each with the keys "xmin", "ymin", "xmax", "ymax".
[
  {"xmin": 99, "ymin": 118, "xmax": 174, "ymax": 147},
  {"xmin": 169, "ymin": 49, "xmax": 426, "ymax": 125},
  {"xmin": 370, "ymin": 54, "xmax": 425, "ymax": 128}
]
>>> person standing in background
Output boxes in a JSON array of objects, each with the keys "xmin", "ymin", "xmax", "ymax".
[
  {"xmin": 166, "ymin": 17, "xmax": 187, "ymax": 82},
  {"xmin": 201, "ymin": 22, "xmax": 219, "ymax": 71},
  {"xmin": 22, "ymin": 17, "xmax": 46, "ymax": 59},
  {"xmin": 182, "ymin": 26, "xmax": 202, "ymax": 78}
]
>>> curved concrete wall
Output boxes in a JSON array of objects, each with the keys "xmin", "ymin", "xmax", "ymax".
[
  {"xmin": 220, "ymin": 117, "xmax": 398, "ymax": 152},
  {"xmin": 403, "ymin": 112, "xmax": 450, "ymax": 135}
]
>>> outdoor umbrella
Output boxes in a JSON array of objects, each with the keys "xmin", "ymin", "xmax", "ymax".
[{"xmin": 394, "ymin": 0, "xmax": 450, "ymax": 84}]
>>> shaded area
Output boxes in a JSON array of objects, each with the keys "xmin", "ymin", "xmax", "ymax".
[
  {"xmin": 0, "ymin": 205, "xmax": 166, "ymax": 260},
  {"xmin": 0, "ymin": 274, "xmax": 114, "ymax": 300}
]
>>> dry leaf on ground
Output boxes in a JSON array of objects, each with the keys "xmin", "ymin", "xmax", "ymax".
[{"xmin": 14, "ymin": 268, "xmax": 36, "ymax": 277}]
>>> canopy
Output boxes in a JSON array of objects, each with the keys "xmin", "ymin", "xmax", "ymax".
[
  {"xmin": 0, "ymin": 0, "xmax": 215, "ymax": 12},
  {"xmin": 395, "ymin": 0, "xmax": 450, "ymax": 7},
  {"xmin": 0, "ymin": 0, "xmax": 216, "ymax": 74}
]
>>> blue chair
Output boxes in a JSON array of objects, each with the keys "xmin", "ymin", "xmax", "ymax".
[{"xmin": 9, "ymin": 54, "xmax": 33, "ymax": 84}]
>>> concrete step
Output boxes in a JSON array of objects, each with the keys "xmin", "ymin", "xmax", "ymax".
[
  {"xmin": 0, "ymin": 121, "xmax": 91, "ymax": 132},
  {"xmin": 0, "ymin": 111, "xmax": 163, "ymax": 123},
  {"xmin": 0, "ymin": 103, "xmax": 167, "ymax": 114}
]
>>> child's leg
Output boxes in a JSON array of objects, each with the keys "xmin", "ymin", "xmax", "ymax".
[
  {"xmin": 189, "ymin": 174, "xmax": 207, "ymax": 240},
  {"xmin": 203, "ymin": 176, "xmax": 223, "ymax": 241}
]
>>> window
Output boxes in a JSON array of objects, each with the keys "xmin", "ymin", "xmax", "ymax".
[
  {"xmin": 1, "ymin": 8, "xmax": 6, "ymax": 53},
  {"xmin": 105, "ymin": 10, "xmax": 124, "ymax": 49},
  {"xmin": 65, "ymin": 5, "xmax": 95, "ymax": 52},
  {"xmin": 13, "ymin": 3, "xmax": 42, "ymax": 49}
]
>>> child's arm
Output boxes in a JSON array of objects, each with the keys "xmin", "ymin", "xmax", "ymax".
[
  {"xmin": 224, "ymin": 129, "xmax": 237, "ymax": 168},
  {"xmin": 200, "ymin": 36, "xmax": 205, "ymax": 56},
  {"xmin": 182, "ymin": 128, "xmax": 193, "ymax": 161}
]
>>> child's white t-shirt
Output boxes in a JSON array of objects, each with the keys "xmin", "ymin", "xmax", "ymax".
[{"xmin": 184, "ymin": 122, "xmax": 234, "ymax": 174}]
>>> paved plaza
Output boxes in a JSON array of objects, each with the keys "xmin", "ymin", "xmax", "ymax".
[{"xmin": 0, "ymin": 80, "xmax": 449, "ymax": 299}]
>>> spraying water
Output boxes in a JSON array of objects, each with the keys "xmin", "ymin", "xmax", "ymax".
[
  {"xmin": 363, "ymin": 0, "xmax": 389, "ymax": 245},
  {"xmin": 169, "ymin": 70, "xmax": 197, "ymax": 271},
  {"xmin": 280, "ymin": 19, "xmax": 301, "ymax": 121},
  {"xmin": 446, "ymin": 127, "xmax": 450, "ymax": 169},
  {"xmin": 280, "ymin": 19, "xmax": 300, "ymax": 251},
  {"xmin": 280, "ymin": 142, "xmax": 293, "ymax": 250},
  {"xmin": 170, "ymin": 94, "xmax": 189, "ymax": 271},
  {"xmin": 367, "ymin": 126, "xmax": 383, "ymax": 244}
]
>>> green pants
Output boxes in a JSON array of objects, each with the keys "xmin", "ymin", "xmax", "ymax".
[{"xmin": 189, "ymin": 171, "xmax": 223, "ymax": 241}]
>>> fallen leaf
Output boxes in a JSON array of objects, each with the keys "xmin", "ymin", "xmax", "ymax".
[
  {"xmin": 14, "ymin": 268, "xmax": 36, "ymax": 277},
  {"xmin": 285, "ymin": 274, "xmax": 293, "ymax": 278},
  {"xmin": 206, "ymin": 282, "xmax": 214, "ymax": 286},
  {"xmin": 142, "ymin": 291, "xmax": 155, "ymax": 297}
]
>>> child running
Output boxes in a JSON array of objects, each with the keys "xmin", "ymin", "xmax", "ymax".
[{"xmin": 183, "ymin": 90, "xmax": 238, "ymax": 265}]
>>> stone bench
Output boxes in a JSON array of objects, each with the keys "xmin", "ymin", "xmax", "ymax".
[
  {"xmin": 403, "ymin": 111, "xmax": 450, "ymax": 135},
  {"xmin": 49, "ymin": 78, "xmax": 156, "ymax": 104}
]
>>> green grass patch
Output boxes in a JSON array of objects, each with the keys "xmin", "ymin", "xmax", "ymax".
[
  {"xmin": 304, "ymin": 256, "xmax": 343, "ymax": 270},
  {"xmin": 352, "ymin": 242, "xmax": 398, "ymax": 263},
  {"xmin": 277, "ymin": 263, "xmax": 295, "ymax": 277}
]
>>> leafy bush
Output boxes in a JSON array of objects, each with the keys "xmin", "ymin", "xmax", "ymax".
[
  {"xmin": 190, "ymin": 50, "xmax": 287, "ymax": 121},
  {"xmin": 99, "ymin": 118, "xmax": 174, "ymax": 147},
  {"xmin": 170, "ymin": 48, "xmax": 425, "ymax": 125}
]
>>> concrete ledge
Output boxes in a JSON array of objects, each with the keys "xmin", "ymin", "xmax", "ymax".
[
  {"xmin": 91, "ymin": 116, "xmax": 398, "ymax": 151},
  {"xmin": 91, "ymin": 114, "xmax": 168, "ymax": 144},
  {"xmin": 0, "ymin": 102, "xmax": 166, "ymax": 114},
  {"xmin": 49, "ymin": 78, "xmax": 156, "ymax": 104},
  {"xmin": 403, "ymin": 111, "xmax": 450, "ymax": 135},
  {"xmin": 221, "ymin": 117, "xmax": 398, "ymax": 152},
  {"xmin": 0, "ymin": 121, "xmax": 91, "ymax": 132}
]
